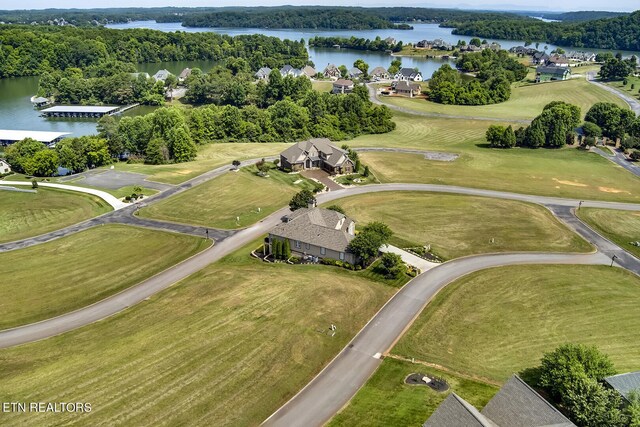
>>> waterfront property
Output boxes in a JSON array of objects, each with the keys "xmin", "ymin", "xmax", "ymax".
[
  {"xmin": 280, "ymin": 138, "xmax": 355, "ymax": 175},
  {"xmin": 394, "ymin": 67, "xmax": 423, "ymax": 82},
  {"xmin": 30, "ymin": 96, "xmax": 51, "ymax": 108},
  {"xmin": 39, "ymin": 106, "xmax": 121, "ymax": 118},
  {"xmin": 395, "ymin": 81, "xmax": 421, "ymax": 97},
  {"xmin": 255, "ymin": 67, "xmax": 272, "ymax": 80},
  {"xmin": 535, "ymin": 66, "xmax": 571, "ymax": 82},
  {"xmin": 152, "ymin": 69, "xmax": 172, "ymax": 81},
  {"xmin": 323, "ymin": 64, "xmax": 342, "ymax": 79},
  {"xmin": 332, "ymin": 79, "xmax": 354, "ymax": 94},
  {"xmin": 302, "ymin": 65, "xmax": 317, "ymax": 78},
  {"xmin": 267, "ymin": 205, "xmax": 358, "ymax": 264},
  {"xmin": 0, "ymin": 129, "xmax": 70, "ymax": 146},
  {"xmin": 178, "ymin": 68, "xmax": 192, "ymax": 82},
  {"xmin": 370, "ymin": 66, "xmax": 390, "ymax": 80},
  {"xmin": 424, "ymin": 375, "xmax": 575, "ymax": 427}
]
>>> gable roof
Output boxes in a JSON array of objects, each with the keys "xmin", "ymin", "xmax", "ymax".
[
  {"xmin": 397, "ymin": 67, "xmax": 421, "ymax": 77},
  {"xmin": 178, "ymin": 68, "xmax": 192, "ymax": 79},
  {"xmin": 481, "ymin": 375, "xmax": 574, "ymax": 427},
  {"xmin": 333, "ymin": 79, "xmax": 353, "ymax": 87},
  {"xmin": 280, "ymin": 138, "xmax": 352, "ymax": 168},
  {"xmin": 255, "ymin": 67, "xmax": 272, "ymax": 78},
  {"xmin": 302, "ymin": 65, "xmax": 317, "ymax": 77},
  {"xmin": 370, "ymin": 66, "xmax": 389, "ymax": 76},
  {"xmin": 348, "ymin": 67, "xmax": 363, "ymax": 76},
  {"xmin": 270, "ymin": 207, "xmax": 355, "ymax": 253},
  {"xmin": 280, "ymin": 64, "xmax": 294, "ymax": 74},
  {"xmin": 604, "ymin": 371, "xmax": 640, "ymax": 402},
  {"xmin": 396, "ymin": 81, "xmax": 420, "ymax": 92},
  {"xmin": 423, "ymin": 393, "xmax": 497, "ymax": 427}
]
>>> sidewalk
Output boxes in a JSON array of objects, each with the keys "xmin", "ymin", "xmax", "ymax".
[{"xmin": 380, "ymin": 244, "xmax": 439, "ymax": 272}]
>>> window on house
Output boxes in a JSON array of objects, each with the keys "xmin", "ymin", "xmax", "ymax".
[
  {"xmin": 295, "ymin": 241, "xmax": 301, "ymax": 249},
  {"xmin": 320, "ymin": 247, "xmax": 326, "ymax": 255},
  {"xmin": 339, "ymin": 252, "xmax": 345, "ymax": 260}
]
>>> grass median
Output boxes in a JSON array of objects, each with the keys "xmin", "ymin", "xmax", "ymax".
[{"xmin": 577, "ymin": 207, "xmax": 640, "ymax": 258}]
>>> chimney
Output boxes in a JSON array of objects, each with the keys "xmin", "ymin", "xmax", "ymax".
[{"xmin": 308, "ymin": 198, "xmax": 317, "ymax": 209}]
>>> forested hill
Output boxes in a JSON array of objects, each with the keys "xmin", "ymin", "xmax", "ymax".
[
  {"xmin": 0, "ymin": 26, "xmax": 308, "ymax": 79},
  {"xmin": 449, "ymin": 10, "xmax": 640, "ymax": 51},
  {"xmin": 540, "ymin": 11, "xmax": 629, "ymax": 22}
]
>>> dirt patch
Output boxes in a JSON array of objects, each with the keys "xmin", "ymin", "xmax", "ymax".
[
  {"xmin": 405, "ymin": 373, "xmax": 449, "ymax": 392},
  {"xmin": 598, "ymin": 186, "xmax": 630, "ymax": 194},
  {"xmin": 552, "ymin": 178, "xmax": 587, "ymax": 187}
]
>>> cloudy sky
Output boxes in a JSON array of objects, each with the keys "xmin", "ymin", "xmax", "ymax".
[{"xmin": 3, "ymin": 1, "xmax": 637, "ymax": 12}]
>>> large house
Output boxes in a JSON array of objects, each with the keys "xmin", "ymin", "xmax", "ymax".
[
  {"xmin": 302, "ymin": 65, "xmax": 317, "ymax": 78},
  {"xmin": 532, "ymin": 52, "xmax": 550, "ymax": 65},
  {"xmin": 267, "ymin": 205, "xmax": 358, "ymax": 264},
  {"xmin": 369, "ymin": 66, "xmax": 390, "ymax": 80},
  {"xmin": 255, "ymin": 67, "xmax": 272, "ymax": 80},
  {"xmin": 395, "ymin": 81, "xmax": 421, "ymax": 97},
  {"xmin": 424, "ymin": 374, "xmax": 575, "ymax": 427},
  {"xmin": 536, "ymin": 65, "xmax": 571, "ymax": 82},
  {"xmin": 280, "ymin": 64, "xmax": 295, "ymax": 76},
  {"xmin": 395, "ymin": 68, "xmax": 423, "ymax": 82},
  {"xmin": 323, "ymin": 64, "xmax": 342, "ymax": 79},
  {"xmin": 348, "ymin": 67, "xmax": 363, "ymax": 79},
  {"xmin": 279, "ymin": 138, "xmax": 355, "ymax": 175},
  {"xmin": 548, "ymin": 55, "xmax": 569, "ymax": 67},
  {"xmin": 152, "ymin": 69, "xmax": 172, "ymax": 82},
  {"xmin": 332, "ymin": 79, "xmax": 354, "ymax": 94}
]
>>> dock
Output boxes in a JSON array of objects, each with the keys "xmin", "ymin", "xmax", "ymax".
[
  {"xmin": 39, "ymin": 104, "xmax": 139, "ymax": 118},
  {"xmin": 0, "ymin": 130, "xmax": 71, "ymax": 147}
]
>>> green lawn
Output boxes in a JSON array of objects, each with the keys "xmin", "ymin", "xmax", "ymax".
[
  {"xmin": 380, "ymin": 78, "xmax": 627, "ymax": 120},
  {"xmin": 0, "ymin": 240, "xmax": 394, "ymax": 426},
  {"xmin": 393, "ymin": 265, "xmax": 640, "ymax": 383},
  {"xmin": 606, "ymin": 75, "xmax": 640, "ymax": 98},
  {"xmin": 312, "ymin": 80, "xmax": 334, "ymax": 92},
  {"xmin": 0, "ymin": 188, "xmax": 111, "ymax": 243},
  {"xmin": 138, "ymin": 166, "xmax": 317, "ymax": 229},
  {"xmin": 0, "ymin": 224, "xmax": 209, "ymax": 329},
  {"xmin": 328, "ymin": 358, "xmax": 498, "ymax": 427},
  {"xmin": 326, "ymin": 192, "xmax": 591, "ymax": 259},
  {"xmin": 110, "ymin": 142, "xmax": 289, "ymax": 185},
  {"xmin": 349, "ymin": 113, "xmax": 640, "ymax": 203},
  {"xmin": 578, "ymin": 208, "xmax": 640, "ymax": 258}
]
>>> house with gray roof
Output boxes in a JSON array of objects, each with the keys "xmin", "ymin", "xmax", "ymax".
[
  {"xmin": 604, "ymin": 371, "xmax": 640, "ymax": 403},
  {"xmin": 152, "ymin": 69, "xmax": 172, "ymax": 82},
  {"xmin": 394, "ymin": 67, "xmax": 423, "ymax": 82},
  {"xmin": 280, "ymin": 64, "xmax": 295, "ymax": 77},
  {"xmin": 348, "ymin": 67, "xmax": 363, "ymax": 79},
  {"xmin": 536, "ymin": 65, "xmax": 571, "ymax": 82},
  {"xmin": 268, "ymin": 206, "xmax": 358, "ymax": 264},
  {"xmin": 255, "ymin": 67, "xmax": 272, "ymax": 80},
  {"xmin": 424, "ymin": 375, "xmax": 575, "ymax": 427},
  {"xmin": 280, "ymin": 138, "xmax": 355, "ymax": 175},
  {"xmin": 395, "ymin": 81, "xmax": 421, "ymax": 97}
]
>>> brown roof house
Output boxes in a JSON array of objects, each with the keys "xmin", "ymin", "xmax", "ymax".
[
  {"xmin": 279, "ymin": 138, "xmax": 355, "ymax": 175},
  {"xmin": 302, "ymin": 65, "xmax": 317, "ymax": 78},
  {"xmin": 323, "ymin": 63, "xmax": 342, "ymax": 79},
  {"xmin": 332, "ymin": 79, "xmax": 354, "ymax": 94},
  {"xmin": 370, "ymin": 66, "xmax": 390, "ymax": 80},
  {"xmin": 396, "ymin": 81, "xmax": 421, "ymax": 97},
  {"xmin": 268, "ymin": 204, "xmax": 358, "ymax": 264},
  {"xmin": 424, "ymin": 375, "xmax": 575, "ymax": 427}
]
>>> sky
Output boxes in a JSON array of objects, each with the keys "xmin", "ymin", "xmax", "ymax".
[{"xmin": 1, "ymin": 1, "xmax": 637, "ymax": 13}]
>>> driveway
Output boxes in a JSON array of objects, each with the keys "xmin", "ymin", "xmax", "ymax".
[{"xmin": 300, "ymin": 169, "xmax": 343, "ymax": 191}]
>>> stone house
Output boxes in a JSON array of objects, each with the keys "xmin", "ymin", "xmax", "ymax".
[
  {"xmin": 267, "ymin": 205, "xmax": 358, "ymax": 264},
  {"xmin": 279, "ymin": 138, "xmax": 355, "ymax": 175}
]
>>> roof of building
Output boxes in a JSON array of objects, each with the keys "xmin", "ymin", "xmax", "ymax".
[
  {"xmin": 397, "ymin": 67, "xmax": 421, "ymax": 77},
  {"xmin": 423, "ymin": 393, "xmax": 497, "ymax": 427},
  {"xmin": 280, "ymin": 64, "xmax": 294, "ymax": 74},
  {"xmin": 270, "ymin": 207, "xmax": 355, "ymax": 253},
  {"xmin": 40, "ymin": 106, "xmax": 120, "ymax": 114},
  {"xmin": 280, "ymin": 138, "xmax": 352, "ymax": 168},
  {"xmin": 333, "ymin": 79, "xmax": 354, "ymax": 87},
  {"xmin": 370, "ymin": 66, "xmax": 389, "ymax": 76},
  {"xmin": 302, "ymin": 65, "xmax": 317, "ymax": 77},
  {"xmin": 348, "ymin": 67, "xmax": 363, "ymax": 76},
  {"xmin": 31, "ymin": 96, "xmax": 49, "ymax": 103},
  {"xmin": 0, "ymin": 129, "xmax": 71, "ymax": 143},
  {"xmin": 152, "ymin": 69, "xmax": 172, "ymax": 80},
  {"xmin": 604, "ymin": 372, "xmax": 640, "ymax": 402},
  {"xmin": 536, "ymin": 66, "xmax": 570, "ymax": 76},
  {"xmin": 396, "ymin": 81, "xmax": 421, "ymax": 91},
  {"xmin": 481, "ymin": 375, "xmax": 574, "ymax": 427},
  {"xmin": 179, "ymin": 68, "xmax": 192, "ymax": 79},
  {"xmin": 255, "ymin": 67, "xmax": 272, "ymax": 77}
]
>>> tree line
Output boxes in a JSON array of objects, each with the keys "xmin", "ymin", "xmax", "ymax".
[
  {"xmin": 448, "ymin": 10, "xmax": 640, "ymax": 51},
  {"xmin": 308, "ymin": 36, "xmax": 403, "ymax": 53},
  {"xmin": 486, "ymin": 101, "xmax": 640, "ymax": 149},
  {"xmin": 428, "ymin": 49, "xmax": 526, "ymax": 106},
  {"xmin": 100, "ymin": 86, "xmax": 395, "ymax": 164},
  {"xmin": 5, "ymin": 136, "xmax": 111, "ymax": 176},
  {"xmin": 0, "ymin": 25, "xmax": 308, "ymax": 79}
]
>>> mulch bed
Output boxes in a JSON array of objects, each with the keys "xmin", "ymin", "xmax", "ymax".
[{"xmin": 405, "ymin": 373, "xmax": 450, "ymax": 392}]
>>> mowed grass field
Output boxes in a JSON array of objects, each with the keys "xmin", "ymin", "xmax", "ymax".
[
  {"xmin": 138, "ymin": 167, "xmax": 315, "ymax": 229},
  {"xmin": 0, "ymin": 241, "xmax": 394, "ymax": 426},
  {"xmin": 349, "ymin": 113, "xmax": 640, "ymax": 203},
  {"xmin": 112, "ymin": 142, "xmax": 288, "ymax": 184},
  {"xmin": 0, "ymin": 188, "xmax": 111, "ymax": 243},
  {"xmin": 0, "ymin": 224, "xmax": 209, "ymax": 329},
  {"xmin": 326, "ymin": 192, "xmax": 591, "ymax": 259},
  {"xmin": 394, "ymin": 265, "xmax": 640, "ymax": 383},
  {"xmin": 380, "ymin": 78, "xmax": 627, "ymax": 120},
  {"xmin": 328, "ymin": 358, "xmax": 498, "ymax": 427},
  {"xmin": 578, "ymin": 208, "xmax": 640, "ymax": 258}
]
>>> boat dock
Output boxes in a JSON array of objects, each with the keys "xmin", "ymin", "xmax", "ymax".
[{"xmin": 40, "ymin": 104, "xmax": 140, "ymax": 118}]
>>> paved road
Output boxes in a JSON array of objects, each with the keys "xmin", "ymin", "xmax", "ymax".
[
  {"xmin": 592, "ymin": 146, "xmax": 640, "ymax": 178},
  {"xmin": 366, "ymin": 83, "xmax": 531, "ymax": 124},
  {"xmin": 586, "ymin": 72, "xmax": 640, "ymax": 116},
  {"xmin": 0, "ymin": 180, "xmax": 128, "ymax": 210},
  {"xmin": 262, "ymin": 251, "xmax": 613, "ymax": 427}
]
